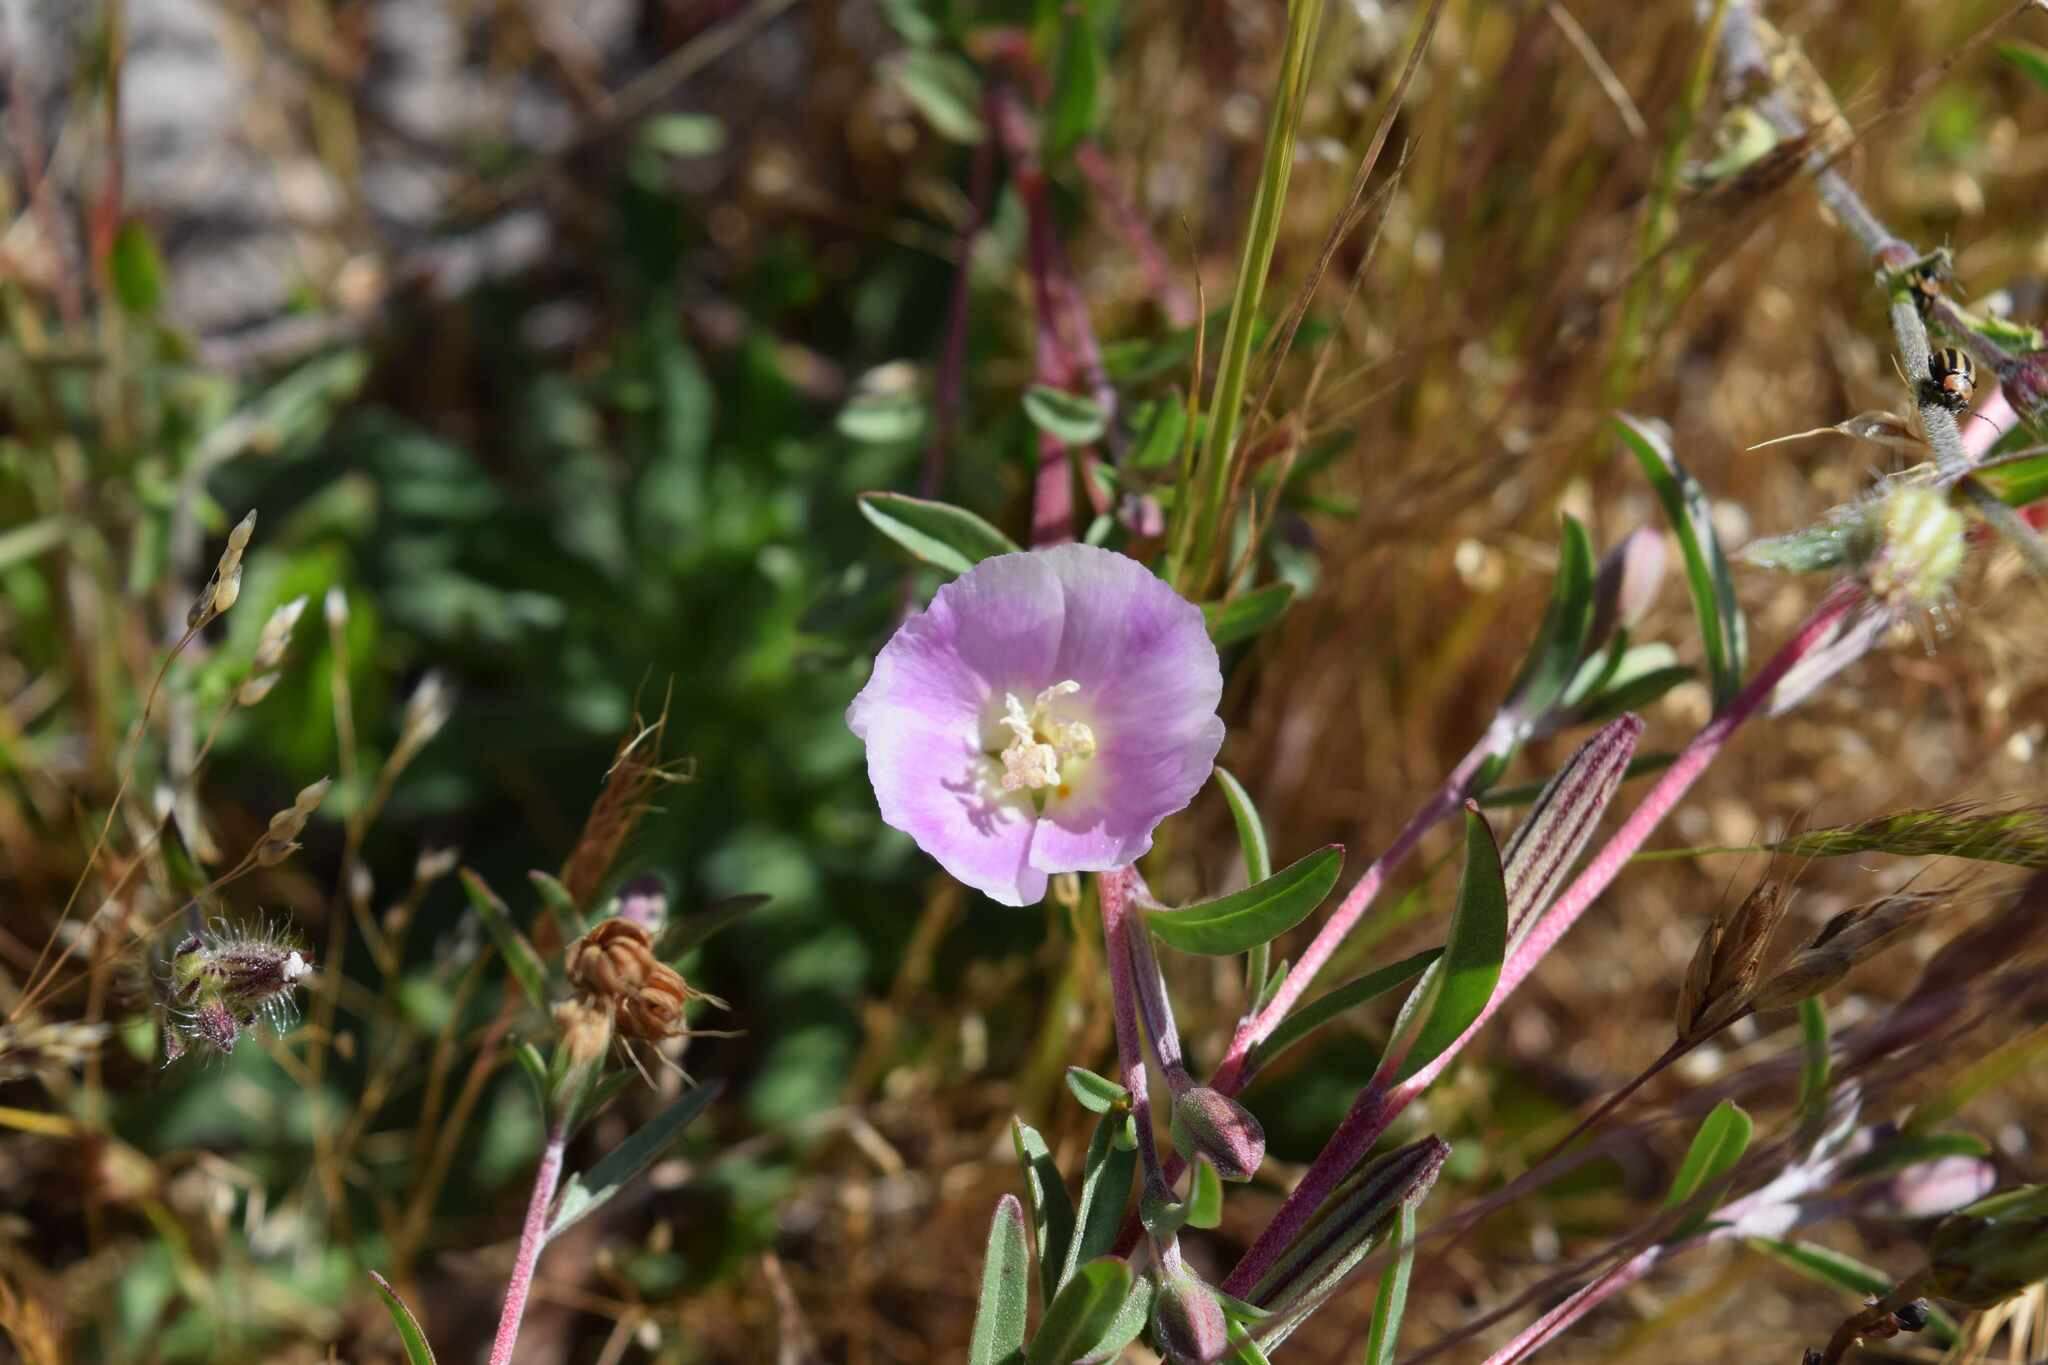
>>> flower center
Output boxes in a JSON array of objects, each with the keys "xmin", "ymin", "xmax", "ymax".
[{"xmin": 995, "ymin": 681, "xmax": 1096, "ymax": 794}]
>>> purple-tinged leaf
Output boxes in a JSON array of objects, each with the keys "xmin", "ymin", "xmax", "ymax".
[
  {"xmin": 970, "ymin": 1196, "xmax": 1031, "ymax": 1365},
  {"xmin": 368, "ymin": 1271, "xmax": 438, "ymax": 1364}
]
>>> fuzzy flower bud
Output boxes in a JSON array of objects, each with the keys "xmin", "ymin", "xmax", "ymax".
[
  {"xmin": 251, "ymin": 595, "xmax": 309, "ymax": 673},
  {"xmin": 190, "ymin": 511, "xmax": 257, "ymax": 628},
  {"xmin": 1866, "ymin": 485, "xmax": 1966, "ymax": 613},
  {"xmin": 162, "ymin": 921, "xmax": 313, "ymax": 1062},
  {"xmin": 1151, "ymin": 1271, "xmax": 1230, "ymax": 1365},
  {"xmin": 235, "ymin": 672, "xmax": 282, "ymax": 707},
  {"xmin": 1927, "ymin": 1184, "xmax": 2048, "ymax": 1308},
  {"xmin": 255, "ymin": 777, "xmax": 332, "ymax": 866},
  {"xmin": 1170, "ymin": 1086, "xmax": 1266, "ymax": 1183}
]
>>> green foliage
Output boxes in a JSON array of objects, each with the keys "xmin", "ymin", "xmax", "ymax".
[
  {"xmin": 1145, "ymin": 845, "xmax": 1343, "ymax": 956},
  {"xmin": 1063, "ymin": 1066, "xmax": 1129, "ymax": 1114},
  {"xmin": 1361, "ymin": 1195, "xmax": 1418, "ymax": 1365},
  {"xmin": 1379, "ymin": 809, "xmax": 1506, "ymax": 1084},
  {"xmin": 971, "ymin": 1196, "xmax": 1032, "ymax": 1365},
  {"xmin": 1665, "ymin": 1099, "xmax": 1752, "ymax": 1236},
  {"xmin": 548, "ymin": 1081, "xmax": 724, "ymax": 1240},
  {"xmin": 859, "ymin": 491, "xmax": 1023, "ymax": 574},
  {"xmin": 368, "ymin": 1272, "xmax": 439, "ymax": 1364},
  {"xmin": 1029, "ymin": 1259, "xmax": 1133, "ymax": 1365},
  {"xmin": 1202, "ymin": 582, "xmax": 1296, "ymax": 647},
  {"xmin": 1014, "ymin": 1119, "xmax": 1077, "ymax": 1305}
]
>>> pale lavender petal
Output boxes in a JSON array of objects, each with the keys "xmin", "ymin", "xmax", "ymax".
[{"xmin": 862, "ymin": 713, "xmax": 1046, "ymax": 905}]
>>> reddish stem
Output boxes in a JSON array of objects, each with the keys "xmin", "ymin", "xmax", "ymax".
[{"xmin": 487, "ymin": 1119, "xmax": 568, "ymax": 1365}]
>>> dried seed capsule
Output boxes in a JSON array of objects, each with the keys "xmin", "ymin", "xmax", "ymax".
[{"xmin": 1927, "ymin": 347, "xmax": 1976, "ymax": 413}]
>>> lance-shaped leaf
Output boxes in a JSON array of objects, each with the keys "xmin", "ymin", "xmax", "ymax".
[
  {"xmin": 1247, "ymin": 947, "xmax": 1440, "ymax": 1077},
  {"xmin": 1376, "ymin": 809, "xmax": 1506, "ymax": 1085},
  {"xmin": 529, "ymin": 870, "xmax": 590, "ymax": 945},
  {"xmin": 656, "ymin": 892, "xmax": 770, "ymax": 962},
  {"xmin": 1014, "ymin": 1119, "xmax": 1076, "ymax": 1307},
  {"xmin": 548, "ymin": 1080, "xmax": 722, "ymax": 1240},
  {"xmin": 460, "ymin": 869, "xmax": 548, "ymax": 1011},
  {"xmin": 1024, "ymin": 386, "xmax": 1110, "ymax": 445},
  {"xmin": 971, "ymin": 1195, "xmax": 1031, "ymax": 1365},
  {"xmin": 1062, "ymin": 1112, "xmax": 1138, "ymax": 1293},
  {"xmin": 1146, "ymin": 845, "xmax": 1343, "ymax": 956},
  {"xmin": 1614, "ymin": 415, "xmax": 1748, "ymax": 709},
  {"xmin": 1665, "ymin": 1099, "xmax": 1752, "ymax": 1237},
  {"xmin": 1248, "ymin": 1138, "xmax": 1449, "ymax": 1351},
  {"xmin": 1214, "ymin": 766, "xmax": 1277, "ymax": 1003},
  {"xmin": 1975, "ymin": 448, "xmax": 2048, "ymax": 508},
  {"xmin": 1797, "ymin": 997, "xmax": 1831, "ymax": 1129},
  {"xmin": 1074, "ymin": 1271, "xmax": 1156, "ymax": 1364},
  {"xmin": 1750, "ymin": 1240, "xmax": 1960, "ymax": 1346},
  {"xmin": 1501, "ymin": 514, "xmax": 1597, "ymax": 725},
  {"xmin": 1202, "ymin": 583, "xmax": 1296, "ymax": 648},
  {"xmin": 1030, "ymin": 1259, "xmax": 1134, "ymax": 1365},
  {"xmin": 1361, "ymin": 1190, "xmax": 1419, "ymax": 1365},
  {"xmin": 1500, "ymin": 715, "xmax": 1642, "ymax": 952},
  {"xmin": 858, "ymin": 492, "xmax": 1021, "ymax": 576},
  {"xmin": 1187, "ymin": 1157, "xmax": 1225, "ymax": 1229},
  {"xmin": 368, "ymin": 1272, "xmax": 438, "ymax": 1364},
  {"xmin": 1064, "ymin": 1066, "xmax": 1129, "ymax": 1115}
]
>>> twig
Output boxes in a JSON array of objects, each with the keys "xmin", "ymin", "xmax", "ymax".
[{"xmin": 488, "ymin": 1117, "xmax": 570, "ymax": 1365}]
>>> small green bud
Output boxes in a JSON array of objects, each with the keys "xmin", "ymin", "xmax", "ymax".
[
  {"xmin": 1170, "ymin": 1086, "xmax": 1265, "ymax": 1183},
  {"xmin": 1927, "ymin": 1184, "xmax": 2048, "ymax": 1308},
  {"xmin": 1151, "ymin": 1271, "xmax": 1229, "ymax": 1364}
]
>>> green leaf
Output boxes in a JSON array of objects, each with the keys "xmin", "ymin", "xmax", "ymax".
[
  {"xmin": 1249, "ymin": 947, "xmax": 1440, "ymax": 1074},
  {"xmin": 1361, "ymin": 1193, "xmax": 1418, "ymax": 1365},
  {"xmin": 838, "ymin": 390, "xmax": 927, "ymax": 444},
  {"xmin": 1380, "ymin": 809, "xmax": 1506, "ymax": 1083},
  {"xmin": 547, "ymin": 1081, "xmax": 722, "ymax": 1240},
  {"xmin": 460, "ymin": 869, "xmax": 548, "ymax": 1011},
  {"xmin": 368, "ymin": 1272, "xmax": 438, "ymax": 1364},
  {"xmin": 1024, "ymin": 385, "xmax": 1110, "ymax": 445},
  {"xmin": 1202, "ymin": 583, "xmax": 1296, "ymax": 648},
  {"xmin": 1999, "ymin": 40, "xmax": 2048, "ymax": 90},
  {"xmin": 529, "ymin": 870, "xmax": 589, "ymax": 947},
  {"xmin": 1749, "ymin": 1240, "xmax": 1959, "ymax": 1346},
  {"xmin": 858, "ymin": 492, "xmax": 1021, "ymax": 576},
  {"xmin": 656, "ymin": 893, "xmax": 771, "ymax": 963},
  {"xmin": 639, "ymin": 113, "xmax": 724, "ymax": 159},
  {"xmin": 1186, "ymin": 1157, "xmax": 1224, "ymax": 1229},
  {"xmin": 1030, "ymin": 1259, "xmax": 1134, "ymax": 1365},
  {"xmin": 1062, "ymin": 1113, "xmax": 1137, "ymax": 1291},
  {"xmin": 891, "ymin": 49, "xmax": 987, "ymax": 143},
  {"xmin": 970, "ymin": 1195, "xmax": 1031, "ymax": 1365},
  {"xmin": 512, "ymin": 1042, "xmax": 549, "ymax": 1115},
  {"xmin": 1013, "ymin": 1119, "xmax": 1077, "ymax": 1307},
  {"xmin": 109, "ymin": 220, "xmax": 165, "ymax": 316},
  {"xmin": 1044, "ymin": 4, "xmax": 1104, "ymax": 160},
  {"xmin": 1615, "ymin": 415, "xmax": 1748, "ymax": 709},
  {"xmin": 1215, "ymin": 766, "xmax": 1276, "ymax": 1003},
  {"xmin": 1665, "ymin": 1099, "xmax": 1752, "ymax": 1233},
  {"xmin": 0, "ymin": 517, "xmax": 68, "ymax": 573},
  {"xmin": 1131, "ymin": 395, "xmax": 1189, "ymax": 470},
  {"xmin": 1074, "ymin": 1271, "xmax": 1155, "ymax": 1364},
  {"xmin": 1976, "ymin": 450, "xmax": 2048, "ymax": 508},
  {"xmin": 1503, "ymin": 514, "xmax": 1597, "ymax": 721},
  {"xmin": 1227, "ymin": 1319, "xmax": 1276, "ymax": 1365},
  {"xmin": 1064, "ymin": 1067, "xmax": 1129, "ymax": 1115},
  {"xmin": 1146, "ymin": 845, "xmax": 1344, "ymax": 956},
  {"xmin": 1797, "ymin": 997, "xmax": 1829, "ymax": 1127}
]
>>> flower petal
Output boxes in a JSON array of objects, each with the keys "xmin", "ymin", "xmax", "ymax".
[
  {"xmin": 1030, "ymin": 713, "xmax": 1225, "ymax": 873},
  {"xmin": 860, "ymin": 717, "xmax": 1048, "ymax": 905}
]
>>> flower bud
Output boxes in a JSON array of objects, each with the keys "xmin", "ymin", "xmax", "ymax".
[
  {"xmin": 324, "ymin": 585, "xmax": 349, "ymax": 630},
  {"xmin": 1151, "ymin": 1271, "xmax": 1230, "ymax": 1364},
  {"xmin": 251, "ymin": 595, "xmax": 308, "ymax": 672},
  {"xmin": 1170, "ymin": 1086, "xmax": 1266, "ymax": 1183},
  {"xmin": 236, "ymin": 673, "xmax": 282, "ymax": 707},
  {"xmin": 163, "ymin": 921, "xmax": 313, "ymax": 1061},
  {"xmin": 1927, "ymin": 1184, "xmax": 2048, "ymax": 1308},
  {"xmin": 1867, "ymin": 485, "xmax": 1965, "ymax": 613}
]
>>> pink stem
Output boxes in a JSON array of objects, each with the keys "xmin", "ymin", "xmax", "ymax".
[
  {"xmin": 1480, "ymin": 1244, "xmax": 1663, "ymax": 1365},
  {"xmin": 487, "ymin": 1120, "xmax": 569, "ymax": 1365},
  {"xmin": 1074, "ymin": 142, "xmax": 1197, "ymax": 327},
  {"xmin": 1219, "ymin": 584, "xmax": 1865, "ymax": 1296},
  {"xmin": 1210, "ymin": 729, "xmax": 1503, "ymax": 1094}
]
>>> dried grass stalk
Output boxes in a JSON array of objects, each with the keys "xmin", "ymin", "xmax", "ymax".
[{"xmin": 559, "ymin": 702, "xmax": 693, "ymax": 912}]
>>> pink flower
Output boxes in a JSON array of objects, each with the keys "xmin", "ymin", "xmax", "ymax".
[{"xmin": 848, "ymin": 546, "xmax": 1224, "ymax": 905}]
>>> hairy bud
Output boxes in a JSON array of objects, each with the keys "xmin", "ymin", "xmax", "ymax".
[
  {"xmin": 1866, "ymin": 485, "xmax": 1966, "ymax": 613},
  {"xmin": 162, "ymin": 921, "xmax": 313, "ymax": 1062},
  {"xmin": 1170, "ymin": 1086, "xmax": 1266, "ymax": 1183},
  {"xmin": 1152, "ymin": 1271, "xmax": 1230, "ymax": 1365}
]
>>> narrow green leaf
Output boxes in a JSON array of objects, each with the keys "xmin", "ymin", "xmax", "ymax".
[
  {"xmin": 512, "ymin": 1042, "xmax": 549, "ymax": 1115},
  {"xmin": 1227, "ymin": 1318, "xmax": 1277, "ymax": 1365},
  {"xmin": 1074, "ymin": 1272, "xmax": 1155, "ymax": 1364},
  {"xmin": 1064, "ymin": 1067, "xmax": 1129, "ymax": 1115},
  {"xmin": 891, "ymin": 49, "xmax": 987, "ymax": 143},
  {"xmin": 1749, "ymin": 1239, "xmax": 1959, "ymax": 1345},
  {"xmin": 1146, "ymin": 845, "xmax": 1343, "ymax": 957},
  {"xmin": 1665, "ymin": 1099, "xmax": 1753, "ymax": 1230},
  {"xmin": 858, "ymin": 491, "xmax": 1021, "ymax": 576},
  {"xmin": 460, "ymin": 869, "xmax": 548, "ymax": 1011},
  {"xmin": 839, "ymin": 391, "xmax": 927, "ymax": 444},
  {"xmin": 1202, "ymin": 583, "xmax": 1296, "ymax": 648},
  {"xmin": 1187, "ymin": 1156, "xmax": 1224, "ymax": 1229},
  {"xmin": 547, "ymin": 1080, "xmax": 722, "ymax": 1240},
  {"xmin": 971, "ymin": 1195, "xmax": 1032, "ymax": 1365},
  {"xmin": 1063, "ymin": 1114, "xmax": 1137, "ymax": 1290},
  {"xmin": 1382, "ymin": 809, "xmax": 1506, "ymax": 1083},
  {"xmin": 1030, "ymin": 1259, "xmax": 1133, "ymax": 1365},
  {"xmin": 1131, "ymin": 395, "xmax": 1189, "ymax": 470},
  {"xmin": 1250, "ymin": 948, "xmax": 1441, "ymax": 1074},
  {"xmin": 1013, "ymin": 1119, "xmax": 1077, "ymax": 1307},
  {"xmin": 1044, "ymin": 4, "xmax": 1103, "ymax": 160},
  {"xmin": 1503, "ymin": 514, "xmax": 1597, "ymax": 721},
  {"xmin": 1615, "ymin": 414, "xmax": 1748, "ymax": 708},
  {"xmin": 1999, "ymin": 39, "xmax": 2048, "ymax": 91},
  {"xmin": 1797, "ymin": 997, "xmax": 1829, "ymax": 1126},
  {"xmin": 109, "ymin": 220, "xmax": 165, "ymax": 316},
  {"xmin": 368, "ymin": 1272, "xmax": 438, "ymax": 1364},
  {"xmin": 1975, "ymin": 449, "xmax": 2048, "ymax": 508},
  {"xmin": 0, "ymin": 517, "xmax": 68, "ymax": 572},
  {"xmin": 529, "ymin": 870, "xmax": 590, "ymax": 946},
  {"xmin": 640, "ymin": 113, "xmax": 725, "ymax": 159},
  {"xmin": 1214, "ymin": 767, "xmax": 1273, "ymax": 884},
  {"xmin": 1361, "ymin": 1195, "xmax": 1418, "ymax": 1365},
  {"xmin": 656, "ymin": 892, "xmax": 771, "ymax": 963},
  {"xmin": 1024, "ymin": 385, "xmax": 1110, "ymax": 445}
]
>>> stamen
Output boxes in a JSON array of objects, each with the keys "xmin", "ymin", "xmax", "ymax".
[{"xmin": 996, "ymin": 680, "xmax": 1096, "ymax": 792}]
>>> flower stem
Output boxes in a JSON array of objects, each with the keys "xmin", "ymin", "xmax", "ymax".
[
  {"xmin": 488, "ymin": 1117, "xmax": 569, "ymax": 1365},
  {"xmin": 1099, "ymin": 867, "xmax": 1170, "ymax": 1206},
  {"xmin": 1220, "ymin": 585, "xmax": 1863, "ymax": 1297}
]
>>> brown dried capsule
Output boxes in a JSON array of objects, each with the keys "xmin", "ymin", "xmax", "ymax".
[{"xmin": 566, "ymin": 918, "xmax": 722, "ymax": 1043}]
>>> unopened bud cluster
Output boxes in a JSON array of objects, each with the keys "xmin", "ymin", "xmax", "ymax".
[
  {"xmin": 162, "ymin": 921, "xmax": 314, "ymax": 1063},
  {"xmin": 238, "ymin": 595, "xmax": 308, "ymax": 706},
  {"xmin": 256, "ymin": 778, "xmax": 332, "ymax": 867},
  {"xmin": 189, "ymin": 511, "xmax": 257, "ymax": 631},
  {"xmin": 565, "ymin": 917, "xmax": 722, "ymax": 1043}
]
